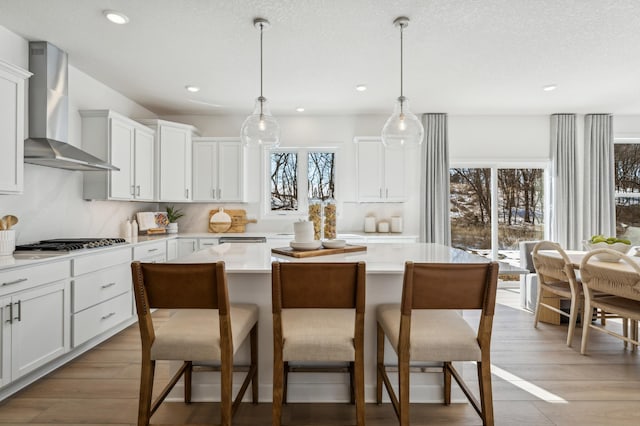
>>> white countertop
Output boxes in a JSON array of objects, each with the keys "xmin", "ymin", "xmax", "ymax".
[{"xmin": 177, "ymin": 241, "xmax": 492, "ymax": 274}]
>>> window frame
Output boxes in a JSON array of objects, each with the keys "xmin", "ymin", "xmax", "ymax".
[
  {"xmin": 449, "ymin": 160, "xmax": 550, "ymax": 261},
  {"xmin": 262, "ymin": 146, "xmax": 339, "ymax": 218}
]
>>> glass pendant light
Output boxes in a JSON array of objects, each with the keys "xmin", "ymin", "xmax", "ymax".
[
  {"xmin": 381, "ymin": 17, "xmax": 424, "ymax": 149},
  {"xmin": 241, "ymin": 18, "xmax": 280, "ymax": 147}
]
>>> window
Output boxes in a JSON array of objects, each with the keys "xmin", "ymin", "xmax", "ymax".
[
  {"xmin": 614, "ymin": 140, "xmax": 640, "ymax": 242},
  {"xmin": 267, "ymin": 149, "xmax": 336, "ymax": 215},
  {"xmin": 450, "ymin": 166, "xmax": 546, "ymax": 263}
]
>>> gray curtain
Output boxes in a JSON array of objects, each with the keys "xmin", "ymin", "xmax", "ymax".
[
  {"xmin": 420, "ymin": 113, "xmax": 450, "ymax": 245},
  {"xmin": 583, "ymin": 114, "xmax": 616, "ymax": 239},
  {"xmin": 550, "ymin": 114, "xmax": 580, "ymax": 249}
]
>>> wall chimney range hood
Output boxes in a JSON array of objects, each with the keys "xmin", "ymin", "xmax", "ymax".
[{"xmin": 24, "ymin": 41, "xmax": 118, "ymax": 171}]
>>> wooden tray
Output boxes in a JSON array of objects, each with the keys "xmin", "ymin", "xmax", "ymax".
[
  {"xmin": 271, "ymin": 244, "xmax": 367, "ymax": 258},
  {"xmin": 208, "ymin": 209, "xmax": 257, "ymax": 233}
]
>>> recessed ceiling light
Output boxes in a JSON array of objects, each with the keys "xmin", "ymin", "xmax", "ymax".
[
  {"xmin": 543, "ymin": 84, "xmax": 557, "ymax": 92},
  {"xmin": 355, "ymin": 84, "xmax": 367, "ymax": 92},
  {"xmin": 103, "ymin": 10, "xmax": 130, "ymax": 25},
  {"xmin": 295, "ymin": 107, "xmax": 305, "ymax": 112},
  {"xmin": 185, "ymin": 85, "xmax": 200, "ymax": 93}
]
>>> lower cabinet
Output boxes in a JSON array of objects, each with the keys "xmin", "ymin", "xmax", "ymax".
[
  {"xmin": 177, "ymin": 238, "xmax": 197, "ymax": 259},
  {"xmin": 71, "ymin": 248, "xmax": 133, "ymax": 348},
  {"xmin": 0, "ymin": 259, "xmax": 71, "ymax": 386},
  {"xmin": 133, "ymin": 241, "xmax": 167, "ymax": 263},
  {"xmin": 10, "ymin": 281, "xmax": 70, "ymax": 379},
  {"xmin": 167, "ymin": 239, "xmax": 178, "ymax": 261}
]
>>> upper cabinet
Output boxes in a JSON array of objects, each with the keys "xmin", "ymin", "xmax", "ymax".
[
  {"xmin": 192, "ymin": 137, "xmax": 244, "ymax": 202},
  {"xmin": 137, "ymin": 119, "xmax": 198, "ymax": 202},
  {"xmin": 0, "ymin": 60, "xmax": 31, "ymax": 195},
  {"xmin": 355, "ymin": 137, "xmax": 405, "ymax": 202},
  {"xmin": 80, "ymin": 110, "xmax": 155, "ymax": 201}
]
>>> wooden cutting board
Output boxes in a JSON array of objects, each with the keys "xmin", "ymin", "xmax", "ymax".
[
  {"xmin": 271, "ymin": 245, "xmax": 367, "ymax": 258},
  {"xmin": 208, "ymin": 209, "xmax": 257, "ymax": 233}
]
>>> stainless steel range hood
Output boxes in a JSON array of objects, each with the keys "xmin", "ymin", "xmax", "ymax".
[{"xmin": 24, "ymin": 41, "xmax": 118, "ymax": 171}]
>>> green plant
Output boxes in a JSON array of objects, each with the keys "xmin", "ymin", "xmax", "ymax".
[{"xmin": 165, "ymin": 205, "xmax": 184, "ymax": 223}]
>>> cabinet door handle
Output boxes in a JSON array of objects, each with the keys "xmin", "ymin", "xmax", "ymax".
[
  {"xmin": 185, "ymin": 188, "xmax": 189, "ymax": 199},
  {"xmin": 147, "ymin": 248, "xmax": 159, "ymax": 253},
  {"xmin": 101, "ymin": 282, "xmax": 116, "ymax": 289},
  {"xmin": 192, "ymin": 241, "xmax": 196, "ymax": 250},
  {"xmin": 379, "ymin": 188, "xmax": 382, "ymax": 198},
  {"xmin": 218, "ymin": 188, "xmax": 222, "ymax": 199},
  {"xmin": 2, "ymin": 278, "xmax": 27, "ymax": 286},
  {"xmin": 386, "ymin": 188, "xmax": 389, "ymax": 198},
  {"xmin": 202, "ymin": 243, "xmax": 214, "ymax": 246},
  {"xmin": 212, "ymin": 188, "xmax": 216, "ymax": 199},
  {"xmin": 136, "ymin": 185, "xmax": 141, "ymax": 196},
  {"xmin": 5, "ymin": 303, "xmax": 12, "ymax": 324},
  {"xmin": 14, "ymin": 301, "xmax": 21, "ymax": 322},
  {"xmin": 131, "ymin": 185, "xmax": 135, "ymax": 196},
  {"xmin": 101, "ymin": 312, "xmax": 116, "ymax": 320}
]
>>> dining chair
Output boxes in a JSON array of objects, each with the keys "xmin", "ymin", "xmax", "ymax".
[
  {"xmin": 532, "ymin": 240, "xmax": 584, "ymax": 346},
  {"xmin": 579, "ymin": 249, "xmax": 640, "ymax": 355},
  {"xmin": 376, "ymin": 261, "xmax": 499, "ymax": 426},
  {"xmin": 131, "ymin": 261, "xmax": 259, "ymax": 426},
  {"xmin": 271, "ymin": 261, "xmax": 366, "ymax": 426}
]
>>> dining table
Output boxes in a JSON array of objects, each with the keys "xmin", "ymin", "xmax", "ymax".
[{"xmin": 168, "ymin": 241, "xmax": 526, "ymax": 404}]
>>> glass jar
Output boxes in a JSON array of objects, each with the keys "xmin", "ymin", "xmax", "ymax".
[
  {"xmin": 308, "ymin": 199, "xmax": 322, "ymax": 240},
  {"xmin": 323, "ymin": 199, "xmax": 337, "ymax": 240}
]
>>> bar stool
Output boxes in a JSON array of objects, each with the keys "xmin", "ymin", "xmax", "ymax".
[
  {"xmin": 131, "ymin": 261, "xmax": 259, "ymax": 426},
  {"xmin": 376, "ymin": 261, "xmax": 499, "ymax": 426},
  {"xmin": 271, "ymin": 261, "xmax": 366, "ymax": 426}
]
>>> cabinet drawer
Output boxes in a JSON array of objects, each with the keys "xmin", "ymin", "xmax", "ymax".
[
  {"xmin": 198, "ymin": 238, "xmax": 218, "ymax": 249},
  {"xmin": 133, "ymin": 241, "xmax": 166, "ymax": 261},
  {"xmin": 72, "ymin": 263, "xmax": 131, "ymax": 313},
  {"xmin": 0, "ymin": 260, "xmax": 70, "ymax": 296},
  {"xmin": 72, "ymin": 292, "xmax": 132, "ymax": 347},
  {"xmin": 73, "ymin": 247, "xmax": 131, "ymax": 276}
]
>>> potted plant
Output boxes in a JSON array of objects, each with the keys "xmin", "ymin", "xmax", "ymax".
[{"xmin": 165, "ymin": 205, "xmax": 184, "ymax": 234}]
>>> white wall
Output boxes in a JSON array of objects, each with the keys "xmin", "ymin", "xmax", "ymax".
[{"xmin": 0, "ymin": 27, "xmax": 158, "ymax": 244}]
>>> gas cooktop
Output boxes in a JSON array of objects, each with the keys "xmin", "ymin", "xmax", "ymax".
[{"xmin": 15, "ymin": 238, "xmax": 127, "ymax": 252}]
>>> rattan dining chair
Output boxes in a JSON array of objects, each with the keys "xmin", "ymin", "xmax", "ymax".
[
  {"xmin": 271, "ymin": 261, "xmax": 366, "ymax": 426},
  {"xmin": 376, "ymin": 261, "xmax": 499, "ymax": 426},
  {"xmin": 131, "ymin": 261, "xmax": 259, "ymax": 426},
  {"xmin": 579, "ymin": 249, "xmax": 640, "ymax": 355},
  {"xmin": 532, "ymin": 240, "xmax": 584, "ymax": 347}
]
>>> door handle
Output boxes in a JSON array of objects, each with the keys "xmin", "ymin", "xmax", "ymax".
[
  {"xmin": 386, "ymin": 188, "xmax": 389, "ymax": 198},
  {"xmin": 101, "ymin": 312, "xmax": 116, "ymax": 320},
  {"xmin": 136, "ymin": 185, "xmax": 141, "ymax": 196},
  {"xmin": 131, "ymin": 185, "xmax": 135, "ymax": 196},
  {"xmin": 14, "ymin": 300, "xmax": 21, "ymax": 322},
  {"xmin": 101, "ymin": 282, "xmax": 116, "ymax": 289},
  {"xmin": 5, "ymin": 303, "xmax": 12, "ymax": 324},
  {"xmin": 218, "ymin": 188, "xmax": 222, "ymax": 199},
  {"xmin": 185, "ymin": 188, "xmax": 189, "ymax": 199}
]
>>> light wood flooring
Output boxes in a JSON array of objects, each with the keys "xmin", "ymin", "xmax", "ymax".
[{"xmin": 1, "ymin": 287, "xmax": 639, "ymax": 425}]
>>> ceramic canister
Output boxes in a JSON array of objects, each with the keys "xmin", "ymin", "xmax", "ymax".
[{"xmin": 0, "ymin": 230, "xmax": 16, "ymax": 256}]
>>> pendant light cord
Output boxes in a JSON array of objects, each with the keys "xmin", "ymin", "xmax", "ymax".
[
  {"xmin": 400, "ymin": 22, "xmax": 404, "ymax": 99},
  {"xmin": 259, "ymin": 22, "xmax": 264, "ymax": 116}
]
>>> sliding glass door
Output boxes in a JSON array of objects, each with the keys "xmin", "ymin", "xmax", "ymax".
[{"xmin": 450, "ymin": 166, "xmax": 546, "ymax": 263}]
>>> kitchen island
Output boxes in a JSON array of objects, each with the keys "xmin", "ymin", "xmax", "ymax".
[{"xmin": 174, "ymin": 242, "xmax": 502, "ymax": 403}]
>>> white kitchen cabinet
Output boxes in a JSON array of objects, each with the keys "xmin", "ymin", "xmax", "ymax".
[
  {"xmin": 166, "ymin": 239, "xmax": 178, "ymax": 261},
  {"xmin": 355, "ymin": 137, "xmax": 405, "ymax": 202},
  {"xmin": 0, "ymin": 259, "xmax": 71, "ymax": 384},
  {"xmin": 0, "ymin": 297, "xmax": 10, "ymax": 387},
  {"xmin": 0, "ymin": 60, "xmax": 30, "ymax": 194},
  {"xmin": 133, "ymin": 241, "xmax": 167, "ymax": 263},
  {"xmin": 192, "ymin": 137, "xmax": 244, "ymax": 202},
  {"xmin": 10, "ymin": 281, "xmax": 70, "ymax": 379},
  {"xmin": 80, "ymin": 110, "xmax": 155, "ymax": 201},
  {"xmin": 198, "ymin": 238, "xmax": 219, "ymax": 250},
  {"xmin": 177, "ymin": 238, "xmax": 198, "ymax": 259},
  {"xmin": 138, "ymin": 119, "xmax": 198, "ymax": 202}
]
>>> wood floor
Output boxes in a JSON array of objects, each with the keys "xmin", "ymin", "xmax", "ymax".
[{"xmin": 1, "ymin": 287, "xmax": 640, "ymax": 425}]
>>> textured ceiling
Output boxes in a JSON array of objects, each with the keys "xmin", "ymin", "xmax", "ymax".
[{"xmin": 1, "ymin": 0, "xmax": 640, "ymax": 116}]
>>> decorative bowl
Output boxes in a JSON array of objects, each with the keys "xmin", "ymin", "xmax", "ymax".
[
  {"xmin": 322, "ymin": 239, "xmax": 346, "ymax": 249},
  {"xmin": 583, "ymin": 240, "xmax": 631, "ymax": 262},
  {"xmin": 290, "ymin": 240, "xmax": 322, "ymax": 251}
]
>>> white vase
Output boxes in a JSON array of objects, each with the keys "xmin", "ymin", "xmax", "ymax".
[{"xmin": 167, "ymin": 222, "xmax": 178, "ymax": 234}]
